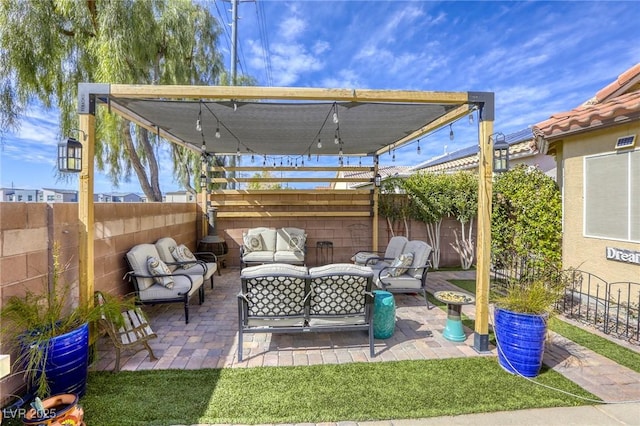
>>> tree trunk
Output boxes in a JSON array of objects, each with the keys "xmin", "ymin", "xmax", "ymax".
[{"xmin": 121, "ymin": 124, "xmax": 162, "ymax": 201}]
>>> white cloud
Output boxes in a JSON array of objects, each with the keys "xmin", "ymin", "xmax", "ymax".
[{"xmin": 279, "ymin": 16, "xmax": 306, "ymax": 41}]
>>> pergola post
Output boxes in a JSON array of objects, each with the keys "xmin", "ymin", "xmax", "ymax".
[
  {"xmin": 372, "ymin": 155, "xmax": 380, "ymax": 252},
  {"xmin": 77, "ymin": 83, "xmax": 109, "ymax": 310},
  {"xmin": 471, "ymin": 92, "xmax": 495, "ymax": 353}
]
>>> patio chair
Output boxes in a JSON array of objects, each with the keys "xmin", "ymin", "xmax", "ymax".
[
  {"xmin": 155, "ymin": 237, "xmax": 217, "ymax": 289},
  {"xmin": 373, "ymin": 240, "xmax": 434, "ymax": 309},
  {"xmin": 95, "ymin": 291, "xmax": 158, "ymax": 372},
  {"xmin": 351, "ymin": 235, "xmax": 408, "ymax": 269},
  {"xmin": 124, "ymin": 243, "xmax": 205, "ymax": 324}
]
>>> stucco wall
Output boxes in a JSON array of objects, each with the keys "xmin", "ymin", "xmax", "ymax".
[{"xmin": 560, "ymin": 123, "xmax": 640, "ymax": 283}]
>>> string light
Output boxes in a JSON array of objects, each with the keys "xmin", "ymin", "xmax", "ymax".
[
  {"xmin": 236, "ymin": 146, "xmax": 241, "ymax": 158},
  {"xmin": 469, "ymin": 113, "xmax": 474, "ymax": 124},
  {"xmin": 215, "ymin": 119, "xmax": 221, "ymax": 139},
  {"xmin": 334, "ymin": 130, "xmax": 339, "ymax": 144},
  {"xmin": 196, "ymin": 101, "xmax": 202, "ymax": 132},
  {"xmin": 251, "ymin": 154, "xmax": 255, "ymax": 163},
  {"xmin": 332, "ymin": 103, "xmax": 339, "ymax": 124},
  {"xmin": 449, "ymin": 124, "xmax": 454, "ymax": 141},
  {"xmin": 392, "ymin": 150, "xmax": 396, "ymax": 162},
  {"xmin": 417, "ymin": 139, "xmax": 421, "ymax": 155},
  {"xmin": 317, "ymin": 138, "xmax": 322, "ymax": 149}
]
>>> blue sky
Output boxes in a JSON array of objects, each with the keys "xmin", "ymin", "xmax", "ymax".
[{"xmin": 1, "ymin": 1, "xmax": 639, "ymax": 194}]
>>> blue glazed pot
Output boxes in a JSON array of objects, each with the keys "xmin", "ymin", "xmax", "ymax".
[
  {"xmin": 494, "ymin": 308, "xmax": 548, "ymax": 378},
  {"xmin": 27, "ymin": 322, "xmax": 90, "ymax": 397}
]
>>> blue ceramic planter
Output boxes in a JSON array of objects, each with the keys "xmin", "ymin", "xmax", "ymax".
[
  {"xmin": 494, "ymin": 308, "xmax": 547, "ymax": 378},
  {"xmin": 27, "ymin": 322, "xmax": 90, "ymax": 397}
]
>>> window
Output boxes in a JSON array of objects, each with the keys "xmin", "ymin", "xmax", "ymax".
[
  {"xmin": 584, "ymin": 149, "xmax": 639, "ymax": 242},
  {"xmin": 47, "ymin": 195, "xmax": 55, "ymax": 201},
  {"xmin": 28, "ymin": 195, "xmax": 33, "ymax": 201}
]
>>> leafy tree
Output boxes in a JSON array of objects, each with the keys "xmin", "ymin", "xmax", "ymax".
[
  {"xmin": 0, "ymin": 1, "xmax": 225, "ymax": 200},
  {"xmin": 448, "ymin": 171, "xmax": 478, "ymax": 269},
  {"xmin": 378, "ymin": 177, "xmax": 411, "ymax": 237},
  {"xmin": 492, "ymin": 165, "xmax": 562, "ymax": 270},
  {"xmin": 402, "ymin": 172, "xmax": 453, "ymax": 269}
]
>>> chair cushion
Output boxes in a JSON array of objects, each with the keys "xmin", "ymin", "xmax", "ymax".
[
  {"xmin": 387, "ymin": 252, "xmax": 414, "ymax": 277},
  {"xmin": 138, "ymin": 274, "xmax": 203, "ymax": 301},
  {"xmin": 374, "ymin": 269, "xmax": 422, "ymax": 290},
  {"xmin": 384, "ymin": 236, "xmax": 409, "ymax": 259},
  {"xmin": 171, "ymin": 244, "xmax": 197, "ymax": 269},
  {"xmin": 146, "ymin": 256, "xmax": 174, "ymax": 289},
  {"xmin": 351, "ymin": 252, "xmax": 378, "ymax": 266},
  {"xmin": 154, "ymin": 237, "xmax": 179, "ymax": 272},
  {"xmin": 404, "ymin": 240, "xmax": 432, "ymax": 278},
  {"xmin": 126, "ymin": 244, "xmax": 162, "ymax": 290}
]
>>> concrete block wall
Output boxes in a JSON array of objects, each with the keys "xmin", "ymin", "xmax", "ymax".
[{"xmin": 217, "ymin": 215, "xmax": 475, "ymax": 268}]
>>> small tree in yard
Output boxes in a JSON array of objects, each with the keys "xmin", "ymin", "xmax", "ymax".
[
  {"xmin": 403, "ymin": 172, "xmax": 452, "ymax": 269},
  {"xmin": 379, "ymin": 178, "xmax": 411, "ymax": 237},
  {"xmin": 449, "ymin": 172, "xmax": 478, "ymax": 269}
]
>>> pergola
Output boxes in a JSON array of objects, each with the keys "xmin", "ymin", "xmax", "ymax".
[{"xmin": 74, "ymin": 83, "xmax": 496, "ymax": 352}]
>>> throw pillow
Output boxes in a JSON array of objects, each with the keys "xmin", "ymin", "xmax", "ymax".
[
  {"xmin": 388, "ymin": 252, "xmax": 414, "ymax": 277},
  {"xmin": 147, "ymin": 256, "xmax": 174, "ymax": 289},
  {"xmin": 243, "ymin": 233, "xmax": 263, "ymax": 252},
  {"xmin": 288, "ymin": 233, "xmax": 306, "ymax": 251},
  {"xmin": 170, "ymin": 244, "xmax": 197, "ymax": 269}
]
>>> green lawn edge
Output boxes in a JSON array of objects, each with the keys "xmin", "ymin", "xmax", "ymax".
[{"xmin": 77, "ymin": 358, "xmax": 595, "ymax": 426}]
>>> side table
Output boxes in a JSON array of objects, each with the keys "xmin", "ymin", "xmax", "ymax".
[
  {"xmin": 316, "ymin": 241, "xmax": 333, "ymax": 265},
  {"xmin": 433, "ymin": 290, "xmax": 475, "ymax": 342},
  {"xmin": 372, "ymin": 290, "xmax": 396, "ymax": 339}
]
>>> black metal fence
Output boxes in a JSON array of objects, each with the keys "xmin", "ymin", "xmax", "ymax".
[{"xmin": 492, "ymin": 254, "xmax": 639, "ymax": 346}]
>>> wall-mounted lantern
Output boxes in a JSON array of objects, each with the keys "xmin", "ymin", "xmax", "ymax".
[
  {"xmin": 57, "ymin": 130, "xmax": 85, "ymax": 173},
  {"xmin": 492, "ymin": 132, "xmax": 509, "ymax": 173},
  {"xmin": 374, "ymin": 173, "xmax": 382, "ymax": 188}
]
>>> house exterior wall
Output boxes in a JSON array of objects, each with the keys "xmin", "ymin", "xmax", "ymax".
[{"xmin": 559, "ymin": 122, "xmax": 640, "ymax": 284}]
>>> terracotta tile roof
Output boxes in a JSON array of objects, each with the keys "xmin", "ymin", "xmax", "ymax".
[{"xmin": 533, "ymin": 63, "xmax": 640, "ymax": 140}]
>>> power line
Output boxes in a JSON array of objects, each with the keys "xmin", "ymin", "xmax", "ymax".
[{"xmin": 255, "ymin": 0, "xmax": 273, "ymax": 86}]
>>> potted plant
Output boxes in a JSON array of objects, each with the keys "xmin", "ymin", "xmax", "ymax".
[
  {"xmin": 492, "ymin": 267, "xmax": 568, "ymax": 378},
  {"xmin": 0, "ymin": 242, "xmax": 133, "ymax": 400}
]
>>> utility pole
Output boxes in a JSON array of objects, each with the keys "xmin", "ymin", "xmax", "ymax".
[{"xmin": 230, "ymin": 0, "xmax": 238, "ymax": 86}]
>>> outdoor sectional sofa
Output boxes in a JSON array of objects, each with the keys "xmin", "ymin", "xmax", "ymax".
[
  {"xmin": 240, "ymin": 227, "xmax": 307, "ymax": 267},
  {"xmin": 237, "ymin": 263, "xmax": 374, "ymax": 361}
]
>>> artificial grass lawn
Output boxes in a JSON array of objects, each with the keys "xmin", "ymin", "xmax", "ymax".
[
  {"xmin": 448, "ymin": 279, "xmax": 640, "ymax": 373},
  {"xmin": 81, "ymin": 358, "xmax": 596, "ymax": 426}
]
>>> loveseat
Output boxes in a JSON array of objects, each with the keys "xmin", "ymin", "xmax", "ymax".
[
  {"xmin": 240, "ymin": 227, "xmax": 306, "ymax": 267},
  {"xmin": 237, "ymin": 263, "xmax": 374, "ymax": 361}
]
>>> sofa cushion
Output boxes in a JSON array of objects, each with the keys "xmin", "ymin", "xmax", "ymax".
[
  {"xmin": 274, "ymin": 250, "xmax": 305, "ymax": 264},
  {"xmin": 240, "ymin": 263, "xmax": 308, "ymax": 279},
  {"xmin": 146, "ymin": 256, "xmax": 175, "ymax": 289},
  {"xmin": 155, "ymin": 237, "xmax": 179, "ymax": 272},
  {"xmin": 387, "ymin": 252, "xmax": 414, "ymax": 277},
  {"xmin": 243, "ymin": 233, "xmax": 264, "ymax": 253},
  {"xmin": 242, "ymin": 251, "xmax": 275, "ymax": 264},
  {"xmin": 276, "ymin": 227, "xmax": 306, "ymax": 252}
]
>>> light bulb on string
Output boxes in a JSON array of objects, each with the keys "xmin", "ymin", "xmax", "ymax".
[
  {"xmin": 317, "ymin": 138, "xmax": 322, "ymax": 149},
  {"xmin": 334, "ymin": 130, "xmax": 339, "ymax": 145},
  {"xmin": 196, "ymin": 119, "xmax": 202, "ymax": 132},
  {"xmin": 392, "ymin": 150, "xmax": 396, "ymax": 162},
  {"xmin": 449, "ymin": 124, "xmax": 454, "ymax": 141},
  {"xmin": 236, "ymin": 147, "xmax": 241, "ymax": 158},
  {"xmin": 469, "ymin": 113, "xmax": 474, "ymax": 124},
  {"xmin": 417, "ymin": 139, "xmax": 421, "ymax": 154},
  {"xmin": 251, "ymin": 154, "xmax": 255, "ymax": 163},
  {"xmin": 215, "ymin": 123, "xmax": 221, "ymax": 139},
  {"xmin": 307, "ymin": 152, "xmax": 311, "ymax": 161},
  {"xmin": 332, "ymin": 104, "xmax": 339, "ymax": 124}
]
